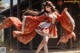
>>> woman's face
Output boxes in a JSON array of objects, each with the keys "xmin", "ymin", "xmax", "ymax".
[{"xmin": 45, "ymin": 6, "xmax": 52, "ymax": 12}]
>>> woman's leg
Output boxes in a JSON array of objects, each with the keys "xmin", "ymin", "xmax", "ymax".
[
  {"xmin": 44, "ymin": 43, "xmax": 48, "ymax": 53},
  {"xmin": 36, "ymin": 35, "xmax": 49, "ymax": 53},
  {"xmin": 43, "ymin": 35, "xmax": 49, "ymax": 53},
  {"xmin": 36, "ymin": 39, "xmax": 45, "ymax": 53}
]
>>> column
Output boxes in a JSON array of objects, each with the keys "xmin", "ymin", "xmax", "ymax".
[
  {"xmin": 10, "ymin": 0, "xmax": 13, "ymax": 50},
  {"xmin": 17, "ymin": 0, "xmax": 21, "ymax": 50}
]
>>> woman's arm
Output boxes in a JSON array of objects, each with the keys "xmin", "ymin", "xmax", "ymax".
[{"xmin": 25, "ymin": 14, "xmax": 48, "ymax": 22}]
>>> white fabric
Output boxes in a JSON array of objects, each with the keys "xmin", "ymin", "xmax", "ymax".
[
  {"xmin": 38, "ymin": 22, "xmax": 51, "ymax": 28},
  {"xmin": 35, "ymin": 12, "xmax": 58, "ymax": 38},
  {"xmin": 35, "ymin": 29, "xmax": 58, "ymax": 38},
  {"xmin": 22, "ymin": 16, "xmax": 26, "ymax": 34},
  {"xmin": 38, "ymin": 13, "xmax": 57, "ymax": 28}
]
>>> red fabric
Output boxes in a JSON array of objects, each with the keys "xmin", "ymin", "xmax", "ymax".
[
  {"xmin": 12, "ymin": 14, "xmax": 49, "ymax": 44},
  {"xmin": 16, "ymin": 31, "xmax": 36, "ymax": 44},
  {"xmin": 49, "ymin": 24, "xmax": 57, "ymax": 36},
  {"xmin": 5, "ymin": 11, "xmax": 75, "ymax": 45},
  {"xmin": 57, "ymin": 10, "xmax": 76, "ymax": 45},
  {"xmin": 9, "ymin": 17, "xmax": 22, "ymax": 30}
]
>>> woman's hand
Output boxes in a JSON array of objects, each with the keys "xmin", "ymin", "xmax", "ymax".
[{"xmin": 63, "ymin": 8, "xmax": 68, "ymax": 12}]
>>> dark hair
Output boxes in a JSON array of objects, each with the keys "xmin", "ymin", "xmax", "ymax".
[
  {"xmin": 42, "ymin": 1, "xmax": 55, "ymax": 12},
  {"xmin": 22, "ymin": 9, "xmax": 39, "ymax": 16}
]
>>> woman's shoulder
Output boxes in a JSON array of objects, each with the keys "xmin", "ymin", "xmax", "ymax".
[
  {"xmin": 52, "ymin": 12, "xmax": 58, "ymax": 15},
  {"xmin": 52, "ymin": 11, "xmax": 61, "ymax": 17},
  {"xmin": 50, "ymin": 12, "xmax": 57, "ymax": 16}
]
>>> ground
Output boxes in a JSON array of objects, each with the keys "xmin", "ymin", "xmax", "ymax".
[{"xmin": 8, "ymin": 49, "xmax": 80, "ymax": 53}]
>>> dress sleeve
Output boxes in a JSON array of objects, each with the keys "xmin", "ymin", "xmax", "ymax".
[
  {"xmin": 26, "ymin": 14, "xmax": 48, "ymax": 22},
  {"xmin": 57, "ymin": 10, "xmax": 76, "ymax": 45}
]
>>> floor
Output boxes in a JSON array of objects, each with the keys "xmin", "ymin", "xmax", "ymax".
[{"xmin": 8, "ymin": 49, "xmax": 80, "ymax": 53}]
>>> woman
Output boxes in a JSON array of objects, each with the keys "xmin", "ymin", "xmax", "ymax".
[
  {"xmin": 35, "ymin": 1, "xmax": 76, "ymax": 53},
  {"xmin": 0, "ymin": 1, "xmax": 75, "ymax": 53},
  {"xmin": 35, "ymin": 1, "xmax": 59, "ymax": 53},
  {"xmin": 0, "ymin": 1, "xmax": 58, "ymax": 53}
]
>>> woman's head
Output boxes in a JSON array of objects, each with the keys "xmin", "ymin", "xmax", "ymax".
[{"xmin": 42, "ymin": 1, "xmax": 55, "ymax": 13}]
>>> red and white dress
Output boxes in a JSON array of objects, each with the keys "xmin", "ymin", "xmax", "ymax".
[
  {"xmin": 35, "ymin": 12, "xmax": 58, "ymax": 38},
  {"xmin": 4, "ymin": 10, "xmax": 75, "ymax": 45}
]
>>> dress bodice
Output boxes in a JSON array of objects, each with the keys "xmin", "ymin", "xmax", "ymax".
[
  {"xmin": 48, "ymin": 13, "xmax": 57, "ymax": 24},
  {"xmin": 38, "ymin": 12, "xmax": 57, "ymax": 28}
]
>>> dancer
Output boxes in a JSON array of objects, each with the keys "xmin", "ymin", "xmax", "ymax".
[
  {"xmin": 35, "ymin": 1, "xmax": 60, "ymax": 53},
  {"xmin": 0, "ymin": 1, "xmax": 76, "ymax": 53},
  {"xmin": 35, "ymin": 1, "xmax": 76, "ymax": 53}
]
